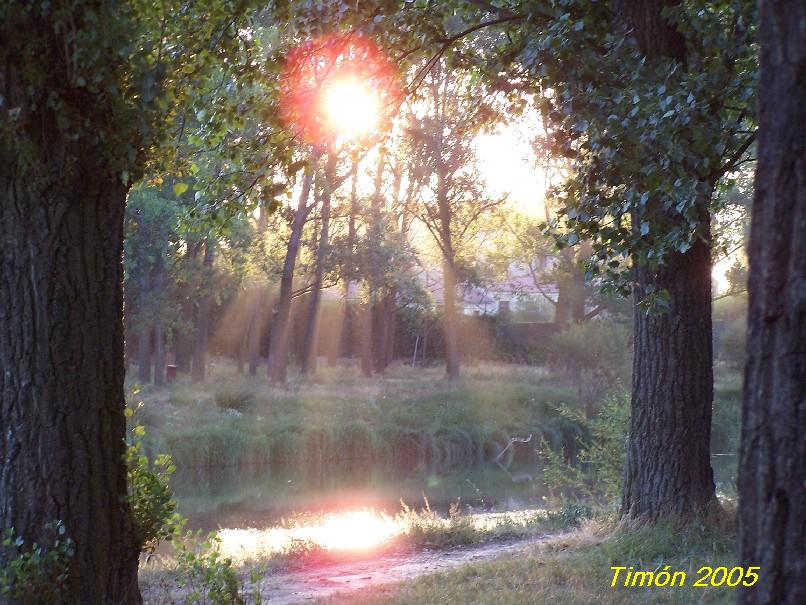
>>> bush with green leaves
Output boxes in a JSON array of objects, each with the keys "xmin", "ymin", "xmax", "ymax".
[
  {"xmin": 126, "ymin": 404, "xmax": 184, "ymax": 554},
  {"xmin": 0, "ymin": 521, "xmax": 74, "ymax": 605},
  {"xmin": 542, "ymin": 394, "xmax": 630, "ymax": 504},
  {"xmin": 173, "ymin": 532, "xmax": 244, "ymax": 605}
]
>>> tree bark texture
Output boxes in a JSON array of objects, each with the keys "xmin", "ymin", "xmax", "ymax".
[
  {"xmin": 0, "ymin": 177, "xmax": 142, "ymax": 603},
  {"xmin": 621, "ymin": 221, "xmax": 715, "ymax": 519},
  {"xmin": 268, "ymin": 156, "xmax": 316, "ymax": 383},
  {"xmin": 616, "ymin": 0, "xmax": 715, "ymax": 520},
  {"xmin": 738, "ymin": 1, "xmax": 806, "ymax": 603}
]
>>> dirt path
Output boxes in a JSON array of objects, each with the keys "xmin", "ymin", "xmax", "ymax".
[{"xmin": 248, "ymin": 537, "xmax": 544, "ymax": 605}]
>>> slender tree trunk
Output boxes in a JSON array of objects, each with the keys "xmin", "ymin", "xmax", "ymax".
[
  {"xmin": 268, "ymin": 154, "xmax": 317, "ymax": 383},
  {"xmin": 442, "ymin": 258, "xmax": 461, "ymax": 379},
  {"xmin": 191, "ymin": 239, "xmax": 215, "ymax": 383},
  {"xmin": 553, "ymin": 277, "xmax": 572, "ymax": 329},
  {"xmin": 616, "ymin": 0, "xmax": 715, "ymax": 521},
  {"xmin": 376, "ymin": 290, "xmax": 396, "ymax": 371},
  {"xmin": 174, "ymin": 332, "xmax": 191, "ymax": 374},
  {"xmin": 244, "ymin": 207, "xmax": 269, "ymax": 376},
  {"xmin": 174, "ymin": 241, "xmax": 200, "ymax": 374},
  {"xmin": 236, "ymin": 322, "xmax": 247, "ymax": 374},
  {"xmin": 137, "ymin": 325, "xmax": 152, "ymax": 385},
  {"xmin": 302, "ymin": 153, "xmax": 335, "ymax": 375},
  {"xmin": 153, "ymin": 323, "xmax": 165, "ymax": 386},
  {"xmin": 360, "ymin": 299, "xmax": 373, "ymax": 377},
  {"xmin": 0, "ymin": 177, "xmax": 142, "ymax": 603},
  {"xmin": 247, "ymin": 287, "xmax": 266, "ymax": 376},
  {"xmin": 738, "ymin": 2, "xmax": 806, "ymax": 603},
  {"xmin": 340, "ymin": 154, "xmax": 359, "ymax": 361}
]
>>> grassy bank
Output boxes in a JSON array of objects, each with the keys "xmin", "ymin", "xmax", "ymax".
[
  {"xmin": 315, "ymin": 513, "xmax": 737, "ymax": 605},
  {"xmin": 131, "ymin": 362, "xmax": 592, "ymax": 473},
  {"xmin": 130, "ymin": 360, "xmax": 742, "ymax": 483}
]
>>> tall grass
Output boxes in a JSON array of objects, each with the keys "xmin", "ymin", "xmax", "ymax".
[{"xmin": 134, "ymin": 363, "xmax": 594, "ymax": 474}]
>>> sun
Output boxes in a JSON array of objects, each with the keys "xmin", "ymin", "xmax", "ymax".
[{"xmin": 322, "ymin": 78, "xmax": 380, "ymax": 139}]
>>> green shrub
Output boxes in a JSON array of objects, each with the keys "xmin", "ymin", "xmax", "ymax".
[
  {"xmin": 542, "ymin": 393, "xmax": 630, "ymax": 504},
  {"xmin": 125, "ymin": 405, "xmax": 184, "ymax": 554},
  {"xmin": 546, "ymin": 503, "xmax": 593, "ymax": 528},
  {"xmin": 173, "ymin": 532, "xmax": 244, "ymax": 605},
  {"xmin": 0, "ymin": 522, "xmax": 74, "ymax": 605}
]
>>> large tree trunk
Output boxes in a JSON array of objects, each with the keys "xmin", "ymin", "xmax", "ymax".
[
  {"xmin": 268, "ymin": 155, "xmax": 316, "ymax": 383},
  {"xmin": 301, "ymin": 153, "xmax": 335, "ymax": 376},
  {"xmin": 615, "ymin": 0, "xmax": 715, "ymax": 521},
  {"xmin": 0, "ymin": 178, "xmax": 142, "ymax": 603},
  {"xmin": 738, "ymin": 2, "xmax": 806, "ymax": 603},
  {"xmin": 621, "ymin": 216, "xmax": 715, "ymax": 519},
  {"xmin": 191, "ymin": 239, "xmax": 215, "ymax": 383}
]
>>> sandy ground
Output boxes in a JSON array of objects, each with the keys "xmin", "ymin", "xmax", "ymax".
[{"xmin": 142, "ymin": 537, "xmax": 545, "ymax": 605}]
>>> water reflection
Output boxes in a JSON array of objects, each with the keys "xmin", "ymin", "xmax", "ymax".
[
  {"xmin": 171, "ymin": 453, "xmax": 737, "ymax": 533},
  {"xmin": 172, "ymin": 466, "xmax": 551, "ymax": 532}
]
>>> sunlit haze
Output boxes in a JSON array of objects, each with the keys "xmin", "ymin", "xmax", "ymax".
[{"xmin": 323, "ymin": 78, "xmax": 380, "ymax": 139}]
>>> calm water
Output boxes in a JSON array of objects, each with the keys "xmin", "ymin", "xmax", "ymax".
[{"xmin": 172, "ymin": 453, "xmax": 737, "ymax": 532}]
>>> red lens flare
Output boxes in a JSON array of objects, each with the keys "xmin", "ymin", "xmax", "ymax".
[{"xmin": 279, "ymin": 33, "xmax": 402, "ymax": 146}]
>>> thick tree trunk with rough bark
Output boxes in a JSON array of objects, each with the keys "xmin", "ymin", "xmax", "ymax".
[
  {"xmin": 738, "ymin": 2, "xmax": 806, "ymax": 603},
  {"xmin": 191, "ymin": 239, "xmax": 215, "ymax": 383},
  {"xmin": 616, "ymin": 0, "xmax": 715, "ymax": 521},
  {"xmin": 268, "ymin": 157, "xmax": 316, "ymax": 383},
  {"xmin": 621, "ymin": 218, "xmax": 715, "ymax": 519},
  {"xmin": 0, "ymin": 174, "xmax": 142, "ymax": 603}
]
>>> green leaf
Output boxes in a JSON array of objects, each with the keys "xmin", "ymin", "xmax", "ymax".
[{"xmin": 173, "ymin": 182, "xmax": 189, "ymax": 196}]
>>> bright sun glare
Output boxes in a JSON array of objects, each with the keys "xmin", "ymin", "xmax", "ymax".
[{"xmin": 323, "ymin": 79, "xmax": 380, "ymax": 138}]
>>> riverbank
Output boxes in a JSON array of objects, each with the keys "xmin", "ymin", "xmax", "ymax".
[{"xmin": 130, "ymin": 361, "xmax": 742, "ymax": 481}]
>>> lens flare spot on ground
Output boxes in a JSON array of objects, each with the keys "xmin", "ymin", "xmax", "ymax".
[
  {"xmin": 216, "ymin": 510, "xmax": 404, "ymax": 562},
  {"xmin": 214, "ymin": 508, "xmax": 551, "ymax": 564}
]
